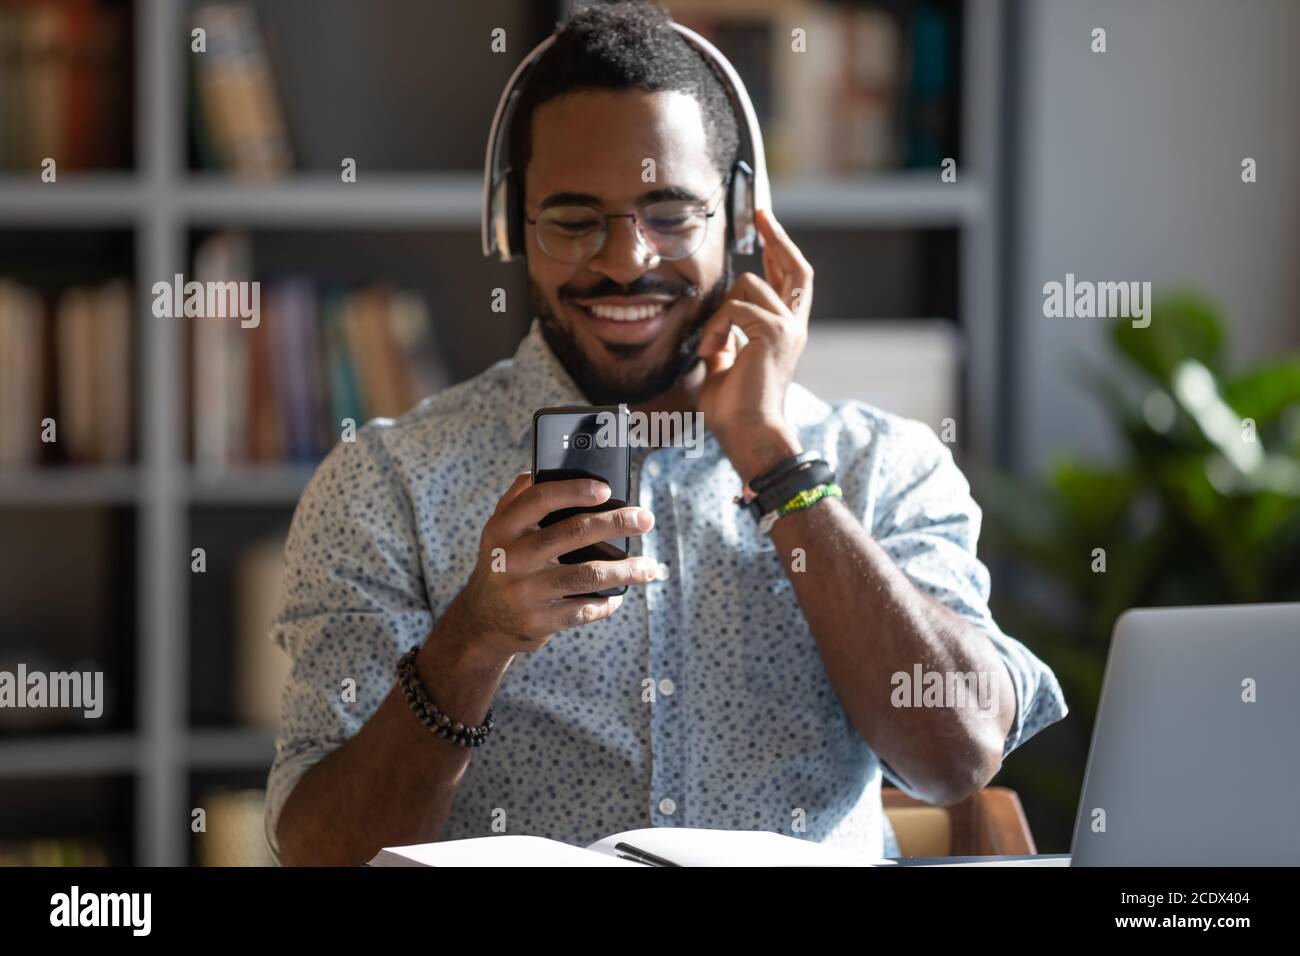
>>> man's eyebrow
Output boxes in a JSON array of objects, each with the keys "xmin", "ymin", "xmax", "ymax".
[
  {"xmin": 538, "ymin": 185, "xmax": 706, "ymax": 210},
  {"xmin": 539, "ymin": 192, "xmax": 603, "ymax": 209}
]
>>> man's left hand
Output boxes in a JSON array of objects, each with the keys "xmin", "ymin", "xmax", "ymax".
[{"xmin": 696, "ymin": 207, "xmax": 814, "ymax": 482}]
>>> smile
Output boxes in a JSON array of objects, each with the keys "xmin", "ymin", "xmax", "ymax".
[
  {"xmin": 568, "ymin": 296, "xmax": 680, "ymax": 346},
  {"xmin": 586, "ymin": 302, "xmax": 667, "ymax": 322}
]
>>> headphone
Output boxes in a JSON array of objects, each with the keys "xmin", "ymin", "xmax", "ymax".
[{"xmin": 481, "ymin": 20, "xmax": 771, "ymax": 263}]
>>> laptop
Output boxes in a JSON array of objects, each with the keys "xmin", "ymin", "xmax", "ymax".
[
  {"xmin": 903, "ymin": 603, "xmax": 1300, "ymax": 866},
  {"xmin": 1069, "ymin": 602, "xmax": 1300, "ymax": 865}
]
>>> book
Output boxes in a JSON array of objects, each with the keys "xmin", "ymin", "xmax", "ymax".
[
  {"xmin": 196, "ymin": 789, "xmax": 276, "ymax": 867},
  {"xmin": 268, "ymin": 277, "xmax": 318, "ymax": 460},
  {"xmin": 55, "ymin": 285, "xmax": 96, "ymax": 461},
  {"xmin": 233, "ymin": 535, "xmax": 291, "ymax": 730},
  {"xmin": 188, "ymin": 232, "xmax": 446, "ymax": 467},
  {"xmin": 0, "ymin": 279, "xmax": 44, "ymax": 467},
  {"xmin": 191, "ymin": 2, "xmax": 292, "ymax": 178},
  {"xmin": 321, "ymin": 288, "xmax": 363, "ymax": 439},
  {"xmin": 0, "ymin": 0, "xmax": 131, "ymax": 172},
  {"xmin": 193, "ymin": 231, "xmax": 253, "ymax": 472},
  {"xmin": 369, "ymin": 827, "xmax": 888, "ymax": 867},
  {"xmin": 94, "ymin": 278, "xmax": 131, "ymax": 463}
]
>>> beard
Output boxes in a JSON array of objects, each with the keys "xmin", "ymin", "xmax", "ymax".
[{"xmin": 531, "ymin": 262, "xmax": 732, "ymax": 406}]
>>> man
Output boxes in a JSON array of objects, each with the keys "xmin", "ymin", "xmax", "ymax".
[{"xmin": 267, "ymin": 2, "xmax": 1066, "ymax": 866}]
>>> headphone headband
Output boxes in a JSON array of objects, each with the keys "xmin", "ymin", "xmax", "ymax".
[{"xmin": 481, "ymin": 19, "xmax": 770, "ymax": 262}]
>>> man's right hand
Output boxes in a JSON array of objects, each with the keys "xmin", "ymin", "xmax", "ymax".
[{"xmin": 446, "ymin": 471, "xmax": 657, "ymax": 663}]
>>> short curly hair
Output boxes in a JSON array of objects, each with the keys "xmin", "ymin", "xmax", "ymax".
[{"xmin": 507, "ymin": 1, "xmax": 742, "ymax": 184}]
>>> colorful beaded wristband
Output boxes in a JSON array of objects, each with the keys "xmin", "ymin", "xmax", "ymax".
[
  {"xmin": 397, "ymin": 646, "xmax": 495, "ymax": 748},
  {"xmin": 758, "ymin": 482, "xmax": 843, "ymax": 534}
]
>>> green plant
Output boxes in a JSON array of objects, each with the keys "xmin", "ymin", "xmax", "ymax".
[{"xmin": 977, "ymin": 292, "xmax": 1300, "ymax": 845}]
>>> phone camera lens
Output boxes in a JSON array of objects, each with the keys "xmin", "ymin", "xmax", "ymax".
[{"xmin": 574, "ymin": 434, "xmax": 592, "ymax": 450}]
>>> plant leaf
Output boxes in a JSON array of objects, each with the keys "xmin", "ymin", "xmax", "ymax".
[
  {"xmin": 1112, "ymin": 291, "xmax": 1224, "ymax": 384},
  {"xmin": 1223, "ymin": 359, "xmax": 1300, "ymax": 425}
]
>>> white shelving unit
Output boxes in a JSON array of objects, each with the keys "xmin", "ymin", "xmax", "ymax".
[{"xmin": 0, "ymin": 0, "xmax": 1006, "ymax": 865}]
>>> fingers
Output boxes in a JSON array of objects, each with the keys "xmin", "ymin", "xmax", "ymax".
[
  {"xmin": 702, "ymin": 326, "xmax": 739, "ymax": 375},
  {"xmin": 697, "ymin": 299, "xmax": 779, "ymax": 358},
  {"xmin": 493, "ymin": 471, "xmax": 533, "ymax": 515},
  {"xmin": 729, "ymin": 270, "xmax": 788, "ymax": 314},
  {"xmin": 493, "ymin": 477, "xmax": 612, "ymax": 540},
  {"xmin": 526, "ymin": 505, "xmax": 654, "ymax": 567},
  {"xmin": 531, "ymin": 555, "xmax": 661, "ymax": 602},
  {"xmin": 756, "ymin": 209, "xmax": 813, "ymax": 313},
  {"xmin": 534, "ymin": 594, "xmax": 625, "ymax": 633}
]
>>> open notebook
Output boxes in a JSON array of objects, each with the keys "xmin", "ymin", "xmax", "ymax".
[{"xmin": 368, "ymin": 827, "xmax": 893, "ymax": 867}]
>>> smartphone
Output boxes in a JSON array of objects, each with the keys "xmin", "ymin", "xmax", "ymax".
[{"xmin": 531, "ymin": 404, "xmax": 632, "ymax": 597}]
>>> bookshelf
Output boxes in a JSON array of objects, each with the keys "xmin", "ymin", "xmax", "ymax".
[{"xmin": 0, "ymin": 0, "xmax": 1008, "ymax": 865}]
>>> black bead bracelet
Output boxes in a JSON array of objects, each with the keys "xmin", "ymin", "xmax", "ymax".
[{"xmin": 397, "ymin": 646, "xmax": 495, "ymax": 748}]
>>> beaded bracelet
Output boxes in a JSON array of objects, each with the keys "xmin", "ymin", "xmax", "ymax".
[
  {"xmin": 397, "ymin": 646, "xmax": 495, "ymax": 748},
  {"xmin": 758, "ymin": 482, "xmax": 843, "ymax": 534}
]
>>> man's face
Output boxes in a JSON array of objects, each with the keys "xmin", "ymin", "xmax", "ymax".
[{"xmin": 524, "ymin": 89, "xmax": 730, "ymax": 405}]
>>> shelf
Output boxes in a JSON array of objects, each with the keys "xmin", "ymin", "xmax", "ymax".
[
  {"xmin": 186, "ymin": 728, "xmax": 276, "ymax": 770},
  {"xmin": 0, "ymin": 728, "xmax": 276, "ymax": 776},
  {"xmin": 0, "ymin": 733, "xmax": 138, "ymax": 777},
  {"xmin": 776, "ymin": 174, "xmax": 986, "ymax": 227},
  {"xmin": 187, "ymin": 464, "xmax": 317, "ymax": 505},
  {"xmin": 0, "ymin": 467, "xmax": 139, "ymax": 506},
  {"xmin": 0, "ymin": 174, "xmax": 143, "ymax": 225},
  {"xmin": 180, "ymin": 173, "xmax": 483, "ymax": 226},
  {"xmin": 0, "ymin": 172, "xmax": 985, "ymax": 229},
  {"xmin": 0, "ymin": 465, "xmax": 314, "ymax": 506}
]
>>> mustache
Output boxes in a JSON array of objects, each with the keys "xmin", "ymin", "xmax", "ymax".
[{"xmin": 559, "ymin": 276, "xmax": 699, "ymax": 300}]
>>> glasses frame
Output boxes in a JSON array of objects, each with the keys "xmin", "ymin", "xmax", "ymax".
[{"xmin": 525, "ymin": 175, "xmax": 731, "ymax": 263}]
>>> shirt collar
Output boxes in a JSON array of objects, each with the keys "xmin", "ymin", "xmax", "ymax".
[{"xmin": 500, "ymin": 318, "xmax": 834, "ymax": 448}]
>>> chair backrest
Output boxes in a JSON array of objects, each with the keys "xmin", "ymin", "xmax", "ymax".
[{"xmin": 883, "ymin": 787, "xmax": 1036, "ymax": 857}]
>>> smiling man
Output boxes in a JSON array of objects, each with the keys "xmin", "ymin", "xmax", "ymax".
[{"xmin": 266, "ymin": 1, "xmax": 1066, "ymax": 866}]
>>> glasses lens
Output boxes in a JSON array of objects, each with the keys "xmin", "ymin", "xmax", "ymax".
[
  {"xmin": 535, "ymin": 207, "xmax": 607, "ymax": 263},
  {"xmin": 533, "ymin": 201, "xmax": 712, "ymax": 262},
  {"xmin": 639, "ymin": 201, "xmax": 709, "ymax": 260}
]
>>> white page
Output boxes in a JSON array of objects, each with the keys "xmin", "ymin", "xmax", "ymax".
[
  {"xmin": 370, "ymin": 835, "xmax": 643, "ymax": 867},
  {"xmin": 586, "ymin": 827, "xmax": 892, "ymax": 867}
]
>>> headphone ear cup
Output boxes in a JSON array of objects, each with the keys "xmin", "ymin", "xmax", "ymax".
[
  {"xmin": 729, "ymin": 160, "xmax": 756, "ymax": 255},
  {"xmin": 506, "ymin": 173, "xmax": 526, "ymax": 260}
]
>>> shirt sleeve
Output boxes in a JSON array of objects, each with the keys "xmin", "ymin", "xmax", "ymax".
[
  {"xmin": 860, "ymin": 416, "xmax": 1068, "ymax": 798},
  {"xmin": 263, "ymin": 427, "xmax": 433, "ymax": 863}
]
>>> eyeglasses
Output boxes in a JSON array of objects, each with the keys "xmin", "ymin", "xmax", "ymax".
[{"xmin": 525, "ymin": 177, "xmax": 729, "ymax": 264}]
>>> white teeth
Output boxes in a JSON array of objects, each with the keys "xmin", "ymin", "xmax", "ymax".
[{"xmin": 587, "ymin": 302, "xmax": 667, "ymax": 322}]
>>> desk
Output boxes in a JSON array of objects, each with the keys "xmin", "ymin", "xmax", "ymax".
[{"xmin": 892, "ymin": 854, "xmax": 1071, "ymax": 867}]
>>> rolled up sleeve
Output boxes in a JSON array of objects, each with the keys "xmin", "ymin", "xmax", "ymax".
[
  {"xmin": 263, "ymin": 428, "xmax": 433, "ymax": 862},
  {"xmin": 863, "ymin": 417, "xmax": 1068, "ymax": 793}
]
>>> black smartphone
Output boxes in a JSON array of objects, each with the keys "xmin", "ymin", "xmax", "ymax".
[{"xmin": 531, "ymin": 404, "xmax": 632, "ymax": 597}]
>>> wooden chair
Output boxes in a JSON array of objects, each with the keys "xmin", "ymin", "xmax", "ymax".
[{"xmin": 882, "ymin": 786, "xmax": 1036, "ymax": 858}]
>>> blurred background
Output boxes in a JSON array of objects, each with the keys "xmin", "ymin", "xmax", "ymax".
[{"xmin": 0, "ymin": 0, "xmax": 1297, "ymax": 865}]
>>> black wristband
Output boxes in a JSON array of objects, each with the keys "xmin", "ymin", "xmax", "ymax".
[
  {"xmin": 747, "ymin": 459, "xmax": 835, "ymax": 519},
  {"xmin": 747, "ymin": 450, "xmax": 822, "ymax": 495},
  {"xmin": 397, "ymin": 646, "xmax": 495, "ymax": 748}
]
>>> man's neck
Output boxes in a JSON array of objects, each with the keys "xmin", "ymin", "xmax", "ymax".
[{"xmin": 628, "ymin": 361, "xmax": 705, "ymax": 419}]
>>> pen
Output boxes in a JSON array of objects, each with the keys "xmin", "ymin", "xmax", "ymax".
[{"xmin": 614, "ymin": 842, "xmax": 680, "ymax": 867}]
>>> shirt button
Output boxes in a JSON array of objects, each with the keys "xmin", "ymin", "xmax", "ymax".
[
  {"xmin": 655, "ymin": 562, "xmax": 670, "ymax": 581},
  {"xmin": 658, "ymin": 797, "xmax": 677, "ymax": 816},
  {"xmin": 658, "ymin": 678, "xmax": 674, "ymax": 696},
  {"xmin": 646, "ymin": 459, "xmax": 662, "ymax": 478}
]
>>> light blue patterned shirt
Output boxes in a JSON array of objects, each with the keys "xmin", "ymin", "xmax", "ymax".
[{"xmin": 264, "ymin": 320, "xmax": 1067, "ymax": 862}]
